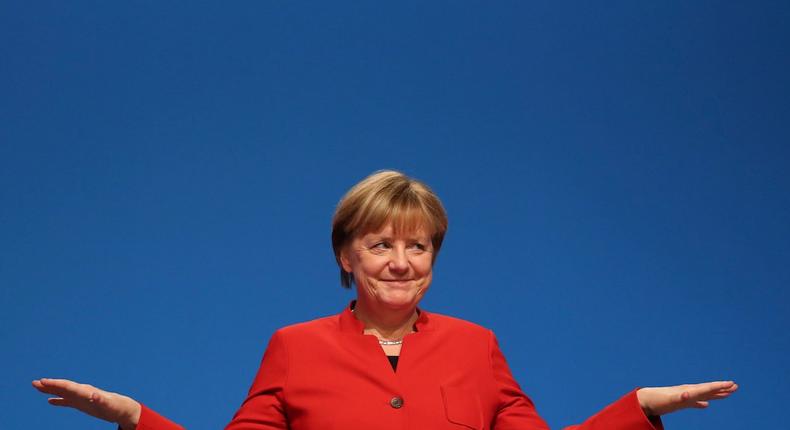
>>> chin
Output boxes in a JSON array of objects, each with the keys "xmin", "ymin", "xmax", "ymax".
[
  {"xmin": 358, "ymin": 280, "xmax": 428, "ymax": 308},
  {"xmin": 377, "ymin": 291, "xmax": 425, "ymax": 309}
]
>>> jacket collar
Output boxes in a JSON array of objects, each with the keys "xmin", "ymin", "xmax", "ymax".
[{"xmin": 338, "ymin": 300, "xmax": 433, "ymax": 333}]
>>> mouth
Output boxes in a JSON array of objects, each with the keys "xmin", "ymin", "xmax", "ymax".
[{"xmin": 380, "ymin": 279, "xmax": 413, "ymax": 287}]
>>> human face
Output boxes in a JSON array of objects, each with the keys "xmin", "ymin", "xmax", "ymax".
[{"xmin": 340, "ymin": 223, "xmax": 434, "ymax": 312}]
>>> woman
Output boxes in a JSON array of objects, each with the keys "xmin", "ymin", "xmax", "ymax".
[{"xmin": 33, "ymin": 170, "xmax": 737, "ymax": 429}]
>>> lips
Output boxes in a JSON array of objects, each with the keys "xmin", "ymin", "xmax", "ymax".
[{"xmin": 380, "ymin": 280, "xmax": 413, "ymax": 287}]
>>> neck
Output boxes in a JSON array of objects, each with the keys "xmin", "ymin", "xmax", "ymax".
[{"xmin": 353, "ymin": 299, "xmax": 418, "ymax": 340}]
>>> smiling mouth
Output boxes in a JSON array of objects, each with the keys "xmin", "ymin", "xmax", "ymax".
[{"xmin": 381, "ymin": 279, "xmax": 412, "ymax": 286}]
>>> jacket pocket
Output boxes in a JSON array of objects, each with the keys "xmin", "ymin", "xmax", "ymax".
[{"xmin": 441, "ymin": 384, "xmax": 483, "ymax": 430}]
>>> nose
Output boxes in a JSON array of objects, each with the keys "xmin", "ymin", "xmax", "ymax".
[{"xmin": 388, "ymin": 246, "xmax": 409, "ymax": 273}]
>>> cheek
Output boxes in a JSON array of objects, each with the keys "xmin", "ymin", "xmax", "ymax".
[
  {"xmin": 415, "ymin": 258, "xmax": 434, "ymax": 277},
  {"xmin": 355, "ymin": 257, "xmax": 387, "ymax": 277}
]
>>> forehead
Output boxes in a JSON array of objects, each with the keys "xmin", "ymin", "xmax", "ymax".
[
  {"xmin": 352, "ymin": 204, "xmax": 437, "ymax": 237},
  {"xmin": 357, "ymin": 221, "xmax": 432, "ymax": 239}
]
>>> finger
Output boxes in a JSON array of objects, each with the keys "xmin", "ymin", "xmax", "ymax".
[
  {"xmin": 717, "ymin": 383, "xmax": 739, "ymax": 396},
  {"xmin": 48, "ymin": 397, "xmax": 75, "ymax": 407},
  {"xmin": 698, "ymin": 390, "xmax": 737, "ymax": 400},
  {"xmin": 37, "ymin": 384, "xmax": 85, "ymax": 398},
  {"xmin": 32, "ymin": 380, "xmax": 49, "ymax": 392},
  {"xmin": 39, "ymin": 378, "xmax": 98, "ymax": 393},
  {"xmin": 685, "ymin": 381, "xmax": 734, "ymax": 399},
  {"xmin": 707, "ymin": 389, "xmax": 738, "ymax": 400},
  {"xmin": 33, "ymin": 379, "xmax": 55, "ymax": 389},
  {"xmin": 690, "ymin": 381, "xmax": 731, "ymax": 392},
  {"xmin": 33, "ymin": 383, "xmax": 69, "ymax": 396},
  {"xmin": 709, "ymin": 381, "xmax": 736, "ymax": 390},
  {"xmin": 37, "ymin": 379, "xmax": 94, "ymax": 399},
  {"xmin": 37, "ymin": 378, "xmax": 80, "ymax": 392},
  {"xmin": 40, "ymin": 378, "xmax": 80, "ymax": 386},
  {"xmin": 692, "ymin": 401, "xmax": 709, "ymax": 409}
]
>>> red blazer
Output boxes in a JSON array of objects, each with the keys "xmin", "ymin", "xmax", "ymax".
[{"xmin": 137, "ymin": 304, "xmax": 663, "ymax": 430}]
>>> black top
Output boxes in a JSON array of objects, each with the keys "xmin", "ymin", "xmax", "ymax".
[{"xmin": 386, "ymin": 355, "xmax": 399, "ymax": 371}]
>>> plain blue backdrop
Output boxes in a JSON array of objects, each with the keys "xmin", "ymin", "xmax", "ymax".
[{"xmin": 2, "ymin": 2, "xmax": 788, "ymax": 429}]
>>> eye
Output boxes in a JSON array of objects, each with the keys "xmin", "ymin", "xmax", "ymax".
[
  {"xmin": 409, "ymin": 242, "xmax": 428, "ymax": 251},
  {"xmin": 370, "ymin": 241, "xmax": 391, "ymax": 250}
]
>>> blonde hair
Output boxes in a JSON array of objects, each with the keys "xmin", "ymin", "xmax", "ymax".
[{"xmin": 332, "ymin": 170, "xmax": 448, "ymax": 288}]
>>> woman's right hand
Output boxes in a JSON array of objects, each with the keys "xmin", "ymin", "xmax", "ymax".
[{"xmin": 32, "ymin": 378, "xmax": 142, "ymax": 430}]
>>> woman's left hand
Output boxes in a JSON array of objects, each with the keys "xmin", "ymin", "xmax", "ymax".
[{"xmin": 636, "ymin": 381, "xmax": 738, "ymax": 416}]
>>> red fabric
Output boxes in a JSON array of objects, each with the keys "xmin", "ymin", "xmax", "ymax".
[
  {"xmin": 137, "ymin": 304, "xmax": 663, "ymax": 430},
  {"xmin": 137, "ymin": 403, "xmax": 184, "ymax": 430}
]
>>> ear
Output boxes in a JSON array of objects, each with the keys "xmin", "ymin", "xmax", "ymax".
[{"xmin": 339, "ymin": 247, "xmax": 353, "ymax": 273}]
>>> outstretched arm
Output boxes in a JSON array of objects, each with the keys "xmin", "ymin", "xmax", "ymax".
[
  {"xmin": 558, "ymin": 381, "xmax": 738, "ymax": 430},
  {"xmin": 636, "ymin": 380, "xmax": 738, "ymax": 417},
  {"xmin": 32, "ymin": 378, "xmax": 142, "ymax": 430}
]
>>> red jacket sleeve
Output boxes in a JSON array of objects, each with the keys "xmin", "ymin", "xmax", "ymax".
[
  {"xmin": 224, "ymin": 330, "xmax": 289, "ymax": 430},
  {"xmin": 489, "ymin": 331, "xmax": 551, "ymax": 429},
  {"xmin": 489, "ymin": 331, "xmax": 664, "ymax": 430},
  {"xmin": 134, "ymin": 331, "xmax": 289, "ymax": 430},
  {"xmin": 562, "ymin": 390, "xmax": 664, "ymax": 430},
  {"xmin": 135, "ymin": 404, "xmax": 184, "ymax": 430}
]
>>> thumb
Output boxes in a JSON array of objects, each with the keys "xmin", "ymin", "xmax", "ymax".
[
  {"xmin": 48, "ymin": 398, "xmax": 74, "ymax": 408},
  {"xmin": 693, "ymin": 401, "xmax": 710, "ymax": 409}
]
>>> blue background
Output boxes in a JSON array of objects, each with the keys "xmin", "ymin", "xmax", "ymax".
[{"xmin": 2, "ymin": 2, "xmax": 788, "ymax": 429}]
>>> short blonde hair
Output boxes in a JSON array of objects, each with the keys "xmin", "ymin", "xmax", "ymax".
[{"xmin": 332, "ymin": 170, "xmax": 449, "ymax": 288}]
